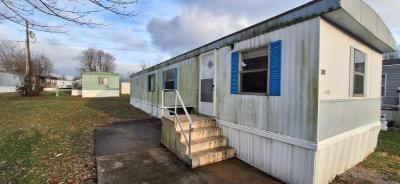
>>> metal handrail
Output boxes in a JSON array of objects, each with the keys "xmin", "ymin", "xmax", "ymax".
[{"xmin": 161, "ymin": 89, "xmax": 194, "ymax": 157}]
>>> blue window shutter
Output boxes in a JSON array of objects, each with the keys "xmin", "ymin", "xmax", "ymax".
[
  {"xmin": 231, "ymin": 52, "xmax": 239, "ymax": 94},
  {"xmin": 173, "ymin": 68, "xmax": 178, "ymax": 89},
  {"xmin": 269, "ymin": 40, "xmax": 282, "ymax": 96}
]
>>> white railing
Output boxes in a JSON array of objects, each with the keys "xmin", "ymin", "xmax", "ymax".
[{"xmin": 161, "ymin": 89, "xmax": 194, "ymax": 157}]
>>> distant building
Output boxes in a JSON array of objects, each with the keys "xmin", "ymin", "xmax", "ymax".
[
  {"xmin": 120, "ymin": 82, "xmax": 131, "ymax": 95},
  {"xmin": 78, "ymin": 72, "xmax": 120, "ymax": 98},
  {"xmin": 39, "ymin": 75, "xmax": 72, "ymax": 91},
  {"xmin": 0, "ymin": 69, "xmax": 22, "ymax": 93},
  {"xmin": 382, "ymin": 59, "xmax": 400, "ymax": 108}
]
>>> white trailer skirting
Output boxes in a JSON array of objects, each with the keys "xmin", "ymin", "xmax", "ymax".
[
  {"xmin": 218, "ymin": 120, "xmax": 380, "ymax": 184},
  {"xmin": 82, "ymin": 90, "xmax": 120, "ymax": 98},
  {"xmin": 0, "ymin": 86, "xmax": 17, "ymax": 93}
]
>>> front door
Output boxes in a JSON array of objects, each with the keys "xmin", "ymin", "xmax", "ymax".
[{"xmin": 199, "ymin": 50, "xmax": 216, "ymax": 116}]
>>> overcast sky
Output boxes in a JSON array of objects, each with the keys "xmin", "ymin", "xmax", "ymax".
[{"xmin": 0, "ymin": 0, "xmax": 399, "ymax": 79}]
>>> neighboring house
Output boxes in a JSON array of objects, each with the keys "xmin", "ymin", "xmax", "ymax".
[
  {"xmin": 39, "ymin": 75, "xmax": 60, "ymax": 91},
  {"xmin": 40, "ymin": 75, "xmax": 72, "ymax": 91},
  {"xmin": 80, "ymin": 72, "xmax": 120, "ymax": 98},
  {"xmin": 57, "ymin": 80, "xmax": 73, "ymax": 89},
  {"xmin": 0, "ymin": 70, "xmax": 22, "ymax": 93},
  {"xmin": 130, "ymin": 0, "xmax": 395, "ymax": 184},
  {"xmin": 381, "ymin": 59, "xmax": 400, "ymax": 127},
  {"xmin": 120, "ymin": 82, "xmax": 131, "ymax": 95},
  {"xmin": 381, "ymin": 59, "xmax": 400, "ymax": 108}
]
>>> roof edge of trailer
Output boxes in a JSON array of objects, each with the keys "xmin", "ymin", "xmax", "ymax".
[
  {"xmin": 82, "ymin": 71, "xmax": 120, "ymax": 76},
  {"xmin": 131, "ymin": 0, "xmax": 396, "ymax": 78}
]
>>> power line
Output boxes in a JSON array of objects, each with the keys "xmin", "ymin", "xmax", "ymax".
[{"xmin": 0, "ymin": 39, "xmax": 158, "ymax": 52}]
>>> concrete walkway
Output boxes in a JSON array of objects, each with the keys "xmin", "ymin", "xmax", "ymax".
[{"xmin": 94, "ymin": 119, "xmax": 282, "ymax": 184}]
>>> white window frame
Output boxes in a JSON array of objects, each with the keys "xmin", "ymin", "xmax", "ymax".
[
  {"xmin": 349, "ymin": 47, "xmax": 368, "ymax": 97},
  {"xmin": 98, "ymin": 77, "xmax": 109, "ymax": 86},
  {"xmin": 238, "ymin": 46, "xmax": 269, "ymax": 95},
  {"xmin": 382, "ymin": 73, "xmax": 387, "ymax": 97}
]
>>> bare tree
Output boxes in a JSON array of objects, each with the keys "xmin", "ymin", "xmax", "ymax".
[
  {"xmin": 78, "ymin": 48, "xmax": 116, "ymax": 72},
  {"xmin": 0, "ymin": 0, "xmax": 138, "ymax": 32},
  {"xmin": 0, "ymin": 41, "xmax": 53, "ymax": 76},
  {"xmin": 140, "ymin": 60, "xmax": 149, "ymax": 70},
  {"xmin": 0, "ymin": 41, "xmax": 26, "ymax": 73},
  {"xmin": 0, "ymin": 41, "xmax": 54, "ymax": 95}
]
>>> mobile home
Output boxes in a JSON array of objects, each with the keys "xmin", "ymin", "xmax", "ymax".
[
  {"xmin": 81, "ymin": 72, "xmax": 120, "ymax": 98},
  {"xmin": 130, "ymin": 0, "xmax": 396, "ymax": 183},
  {"xmin": 0, "ymin": 70, "xmax": 22, "ymax": 93}
]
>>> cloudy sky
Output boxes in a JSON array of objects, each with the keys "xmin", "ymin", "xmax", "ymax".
[{"xmin": 0, "ymin": 0, "xmax": 399, "ymax": 79}]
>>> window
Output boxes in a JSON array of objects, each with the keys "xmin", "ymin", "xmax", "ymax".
[
  {"xmin": 98, "ymin": 77, "xmax": 109, "ymax": 86},
  {"xmin": 164, "ymin": 69, "xmax": 175, "ymax": 89},
  {"xmin": 352, "ymin": 48, "xmax": 366, "ymax": 97},
  {"xmin": 240, "ymin": 47, "xmax": 268, "ymax": 94},
  {"xmin": 382, "ymin": 74, "xmax": 387, "ymax": 97},
  {"xmin": 148, "ymin": 74, "xmax": 156, "ymax": 92}
]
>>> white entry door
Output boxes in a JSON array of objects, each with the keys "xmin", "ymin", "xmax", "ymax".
[{"xmin": 199, "ymin": 50, "xmax": 216, "ymax": 116}]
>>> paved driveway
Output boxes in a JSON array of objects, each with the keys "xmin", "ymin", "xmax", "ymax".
[{"xmin": 94, "ymin": 118, "xmax": 282, "ymax": 184}]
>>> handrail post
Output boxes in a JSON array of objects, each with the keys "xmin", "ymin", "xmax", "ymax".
[
  {"xmin": 174, "ymin": 91, "xmax": 178, "ymax": 123},
  {"xmin": 161, "ymin": 89, "xmax": 164, "ymax": 116}
]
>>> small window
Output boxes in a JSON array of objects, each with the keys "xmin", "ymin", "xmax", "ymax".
[
  {"xmin": 352, "ymin": 48, "xmax": 366, "ymax": 97},
  {"xmin": 164, "ymin": 69, "xmax": 175, "ymax": 90},
  {"xmin": 148, "ymin": 74, "xmax": 156, "ymax": 92},
  {"xmin": 240, "ymin": 47, "xmax": 268, "ymax": 94},
  {"xmin": 381, "ymin": 74, "xmax": 387, "ymax": 97},
  {"xmin": 98, "ymin": 77, "xmax": 109, "ymax": 86}
]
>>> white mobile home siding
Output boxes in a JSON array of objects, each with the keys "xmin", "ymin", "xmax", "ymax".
[
  {"xmin": 0, "ymin": 71, "xmax": 21, "ymax": 93},
  {"xmin": 130, "ymin": 6, "xmax": 391, "ymax": 183},
  {"xmin": 318, "ymin": 19, "xmax": 382, "ymax": 141}
]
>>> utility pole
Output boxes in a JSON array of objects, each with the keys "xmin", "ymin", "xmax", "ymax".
[
  {"xmin": 25, "ymin": 20, "xmax": 31, "ymax": 76},
  {"xmin": 25, "ymin": 20, "xmax": 32, "ymax": 95}
]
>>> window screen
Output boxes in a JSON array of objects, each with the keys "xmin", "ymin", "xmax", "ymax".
[
  {"xmin": 352, "ymin": 49, "xmax": 366, "ymax": 96},
  {"xmin": 240, "ymin": 47, "xmax": 268, "ymax": 93},
  {"xmin": 148, "ymin": 74, "xmax": 155, "ymax": 92}
]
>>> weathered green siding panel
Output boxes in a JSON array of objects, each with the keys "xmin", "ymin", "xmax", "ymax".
[
  {"xmin": 130, "ymin": 58, "xmax": 199, "ymax": 115},
  {"xmin": 82, "ymin": 72, "xmax": 120, "ymax": 90}
]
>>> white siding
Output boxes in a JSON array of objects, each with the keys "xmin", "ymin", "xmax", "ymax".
[
  {"xmin": 216, "ymin": 18, "xmax": 320, "ymax": 141},
  {"xmin": 318, "ymin": 18, "xmax": 383, "ymax": 141},
  {"xmin": 0, "ymin": 71, "xmax": 21, "ymax": 93}
]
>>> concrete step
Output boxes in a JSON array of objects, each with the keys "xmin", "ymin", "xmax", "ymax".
[
  {"xmin": 175, "ymin": 119, "xmax": 216, "ymax": 131},
  {"xmin": 190, "ymin": 146, "xmax": 236, "ymax": 168},
  {"xmin": 178, "ymin": 127, "xmax": 222, "ymax": 143},
  {"xmin": 182, "ymin": 136, "xmax": 227, "ymax": 155}
]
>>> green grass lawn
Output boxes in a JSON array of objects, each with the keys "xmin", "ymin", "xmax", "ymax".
[
  {"xmin": 332, "ymin": 129, "xmax": 400, "ymax": 183},
  {"xmin": 0, "ymin": 92, "xmax": 399, "ymax": 183},
  {"xmin": 362, "ymin": 130, "xmax": 400, "ymax": 181},
  {"xmin": 0, "ymin": 92, "xmax": 150, "ymax": 183}
]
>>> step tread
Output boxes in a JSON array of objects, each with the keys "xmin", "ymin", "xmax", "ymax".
[
  {"xmin": 190, "ymin": 146, "xmax": 235, "ymax": 159},
  {"xmin": 181, "ymin": 127, "xmax": 220, "ymax": 134},
  {"xmin": 184, "ymin": 136, "xmax": 226, "ymax": 145},
  {"xmin": 163, "ymin": 115, "xmax": 214, "ymax": 121}
]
